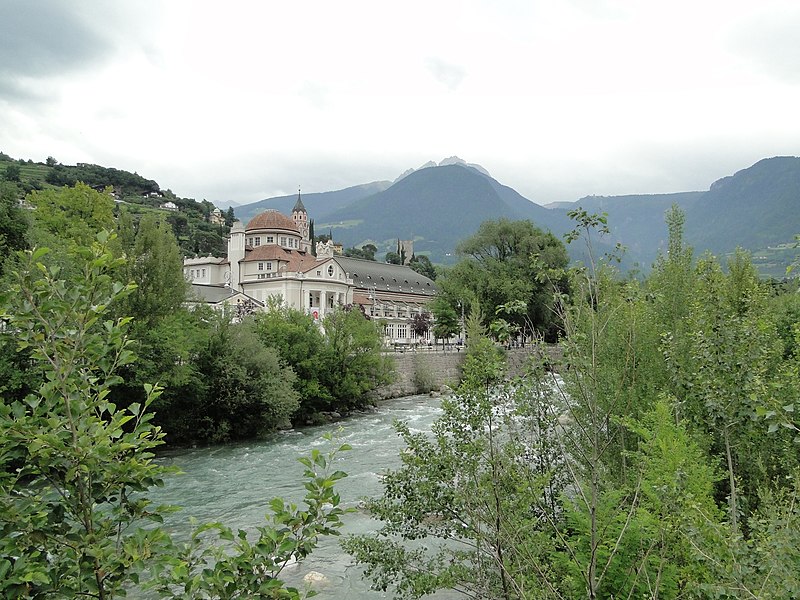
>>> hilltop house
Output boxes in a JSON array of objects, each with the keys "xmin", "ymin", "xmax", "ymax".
[{"xmin": 184, "ymin": 194, "xmax": 437, "ymax": 344}]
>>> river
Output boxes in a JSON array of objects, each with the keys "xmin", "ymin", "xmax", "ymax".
[{"xmin": 150, "ymin": 394, "xmax": 457, "ymax": 599}]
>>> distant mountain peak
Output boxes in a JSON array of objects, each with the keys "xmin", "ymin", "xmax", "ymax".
[{"xmin": 394, "ymin": 156, "xmax": 491, "ymax": 183}]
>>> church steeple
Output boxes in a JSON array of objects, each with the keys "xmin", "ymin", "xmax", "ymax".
[
  {"xmin": 292, "ymin": 187, "xmax": 306, "ymax": 214},
  {"xmin": 292, "ymin": 187, "xmax": 310, "ymax": 252}
]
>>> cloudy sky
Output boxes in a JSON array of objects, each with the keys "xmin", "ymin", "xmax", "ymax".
[{"xmin": 1, "ymin": 0, "xmax": 798, "ymax": 206}]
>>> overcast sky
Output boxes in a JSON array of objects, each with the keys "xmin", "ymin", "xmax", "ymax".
[{"xmin": 1, "ymin": 0, "xmax": 798, "ymax": 206}]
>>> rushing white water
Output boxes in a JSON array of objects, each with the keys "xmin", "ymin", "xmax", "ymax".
[{"xmin": 149, "ymin": 394, "xmax": 453, "ymax": 599}]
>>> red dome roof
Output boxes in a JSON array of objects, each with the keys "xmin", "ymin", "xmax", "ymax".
[{"xmin": 245, "ymin": 210, "xmax": 299, "ymax": 233}]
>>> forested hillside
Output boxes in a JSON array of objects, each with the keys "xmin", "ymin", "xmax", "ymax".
[{"xmin": 0, "ymin": 153, "xmax": 233, "ymax": 257}]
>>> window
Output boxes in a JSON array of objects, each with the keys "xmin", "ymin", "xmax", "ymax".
[
  {"xmin": 258, "ymin": 262, "xmax": 264, "ymax": 271},
  {"xmin": 316, "ymin": 270, "xmax": 321, "ymax": 276},
  {"xmin": 398, "ymin": 324, "xmax": 408, "ymax": 339},
  {"xmin": 202, "ymin": 268, "xmax": 206, "ymax": 277},
  {"xmin": 266, "ymin": 236, "xmax": 274, "ymax": 243},
  {"xmin": 190, "ymin": 269, "xmax": 195, "ymax": 278},
  {"xmin": 327, "ymin": 265, "xmax": 334, "ymax": 277},
  {"xmin": 280, "ymin": 236, "xmax": 287, "ymax": 246},
  {"xmin": 254, "ymin": 236, "xmax": 261, "ymax": 246},
  {"xmin": 266, "ymin": 262, "xmax": 272, "ymax": 271}
]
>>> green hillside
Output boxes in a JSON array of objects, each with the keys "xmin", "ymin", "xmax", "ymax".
[
  {"xmin": 548, "ymin": 157, "xmax": 800, "ymax": 274},
  {"xmin": 0, "ymin": 153, "xmax": 231, "ymax": 257},
  {"xmin": 685, "ymin": 157, "xmax": 800, "ymax": 255}
]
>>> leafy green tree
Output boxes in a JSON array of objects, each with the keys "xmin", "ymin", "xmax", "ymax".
[
  {"xmin": 344, "ymin": 243, "xmax": 378, "ymax": 261},
  {"xmin": 436, "ymin": 218, "xmax": 569, "ymax": 341},
  {"xmin": 408, "ymin": 253, "xmax": 436, "ymax": 280},
  {"xmin": 678, "ymin": 251, "xmax": 790, "ymax": 531},
  {"xmin": 0, "ymin": 234, "xmax": 174, "ymax": 598},
  {"xmin": 385, "ymin": 250, "xmax": 402, "ymax": 265},
  {"xmin": 430, "ymin": 296, "xmax": 461, "ymax": 344},
  {"xmin": 28, "ymin": 182, "xmax": 115, "ymax": 248},
  {"xmin": 253, "ymin": 305, "xmax": 331, "ymax": 414},
  {"xmin": 0, "ymin": 181, "xmax": 28, "ymax": 275},
  {"xmin": 118, "ymin": 213, "xmax": 188, "ymax": 328},
  {"xmin": 194, "ymin": 316, "xmax": 299, "ymax": 442},
  {"xmin": 320, "ymin": 307, "xmax": 393, "ymax": 411},
  {"xmin": 3, "ymin": 163, "xmax": 21, "ymax": 182},
  {"xmin": 344, "ymin": 339, "xmax": 552, "ymax": 600}
]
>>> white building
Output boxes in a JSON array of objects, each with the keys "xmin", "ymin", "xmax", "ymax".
[{"xmin": 184, "ymin": 194, "xmax": 437, "ymax": 341}]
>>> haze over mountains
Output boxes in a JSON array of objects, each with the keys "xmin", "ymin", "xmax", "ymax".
[{"xmin": 235, "ymin": 156, "xmax": 800, "ymax": 277}]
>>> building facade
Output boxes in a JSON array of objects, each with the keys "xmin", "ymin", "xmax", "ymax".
[{"xmin": 185, "ymin": 196, "xmax": 437, "ymax": 343}]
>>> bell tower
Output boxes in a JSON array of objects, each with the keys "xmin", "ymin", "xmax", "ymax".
[{"xmin": 292, "ymin": 188, "xmax": 310, "ymax": 252}]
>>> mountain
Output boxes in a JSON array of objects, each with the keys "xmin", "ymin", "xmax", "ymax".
[
  {"xmin": 553, "ymin": 191, "xmax": 705, "ymax": 268},
  {"xmin": 685, "ymin": 157, "xmax": 800, "ymax": 255},
  {"xmin": 548, "ymin": 156, "xmax": 800, "ymax": 274},
  {"xmin": 233, "ymin": 181, "xmax": 392, "ymax": 225},
  {"xmin": 315, "ymin": 163, "xmax": 559, "ymax": 261}
]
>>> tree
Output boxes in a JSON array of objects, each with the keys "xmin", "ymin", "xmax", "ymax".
[
  {"xmin": 385, "ymin": 251, "xmax": 402, "ymax": 265},
  {"xmin": 254, "ymin": 305, "xmax": 331, "ymax": 414},
  {"xmin": 0, "ymin": 181, "xmax": 28, "ymax": 275},
  {"xmin": 430, "ymin": 296, "xmax": 460, "ymax": 344},
  {"xmin": 410, "ymin": 311, "xmax": 432, "ymax": 339},
  {"xmin": 436, "ymin": 218, "xmax": 569, "ymax": 341},
  {"xmin": 193, "ymin": 316, "xmax": 299, "ymax": 442},
  {"xmin": 0, "ymin": 234, "xmax": 174, "ymax": 598},
  {"xmin": 319, "ymin": 307, "xmax": 393, "ymax": 411},
  {"xmin": 3, "ymin": 163, "xmax": 21, "ymax": 182},
  {"xmin": 409, "ymin": 254, "xmax": 436, "ymax": 280},
  {"xmin": 118, "ymin": 213, "xmax": 188, "ymax": 328},
  {"xmin": 28, "ymin": 182, "xmax": 115, "ymax": 248},
  {"xmin": 45, "ymin": 155, "xmax": 58, "ymax": 166},
  {"xmin": 344, "ymin": 243, "xmax": 377, "ymax": 261},
  {"xmin": 344, "ymin": 337, "xmax": 543, "ymax": 600}
]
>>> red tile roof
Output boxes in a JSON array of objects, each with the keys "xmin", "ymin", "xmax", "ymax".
[{"xmin": 245, "ymin": 210, "xmax": 299, "ymax": 233}]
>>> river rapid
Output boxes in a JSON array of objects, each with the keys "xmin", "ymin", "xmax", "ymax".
[{"xmin": 150, "ymin": 394, "xmax": 456, "ymax": 599}]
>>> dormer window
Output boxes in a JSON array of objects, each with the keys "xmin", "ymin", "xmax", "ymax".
[
  {"xmin": 266, "ymin": 236, "xmax": 274, "ymax": 244},
  {"xmin": 327, "ymin": 265, "xmax": 334, "ymax": 277},
  {"xmin": 253, "ymin": 236, "xmax": 261, "ymax": 246}
]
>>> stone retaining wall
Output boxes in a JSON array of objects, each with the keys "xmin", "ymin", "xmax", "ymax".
[
  {"xmin": 375, "ymin": 345, "xmax": 562, "ymax": 400},
  {"xmin": 375, "ymin": 350, "xmax": 465, "ymax": 399}
]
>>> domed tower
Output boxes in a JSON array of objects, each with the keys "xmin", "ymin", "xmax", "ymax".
[{"xmin": 292, "ymin": 188, "xmax": 310, "ymax": 252}]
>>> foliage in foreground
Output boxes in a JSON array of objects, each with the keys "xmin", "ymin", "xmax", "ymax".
[{"xmin": 0, "ymin": 235, "xmax": 349, "ymax": 598}]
